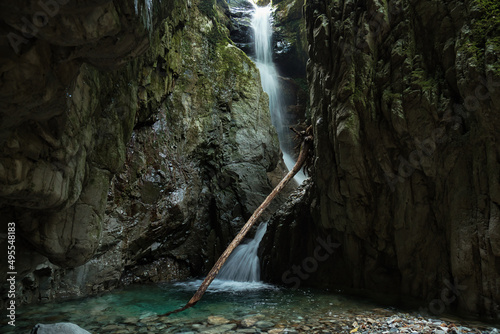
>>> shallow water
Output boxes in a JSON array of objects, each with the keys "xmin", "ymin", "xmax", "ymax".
[
  {"xmin": 4, "ymin": 279, "xmax": 377, "ymax": 333},
  {"xmin": 6, "ymin": 279, "xmax": 499, "ymax": 333}
]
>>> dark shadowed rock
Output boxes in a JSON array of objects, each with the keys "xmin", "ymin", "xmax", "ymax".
[
  {"xmin": 227, "ymin": 0, "xmax": 256, "ymax": 56},
  {"xmin": 262, "ymin": 0, "xmax": 500, "ymax": 320}
]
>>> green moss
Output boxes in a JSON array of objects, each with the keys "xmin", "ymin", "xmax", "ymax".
[
  {"xmin": 382, "ymin": 89, "xmax": 402, "ymax": 102},
  {"xmin": 274, "ymin": 0, "xmax": 308, "ymax": 59},
  {"xmin": 411, "ymin": 69, "xmax": 435, "ymax": 90},
  {"xmin": 463, "ymin": 0, "xmax": 500, "ymax": 71},
  {"xmin": 473, "ymin": 0, "xmax": 500, "ymax": 40},
  {"xmin": 255, "ymin": 0, "xmax": 270, "ymax": 6},
  {"xmin": 207, "ymin": 25, "xmax": 228, "ymax": 47},
  {"xmin": 294, "ymin": 77, "xmax": 308, "ymax": 94},
  {"xmin": 461, "ymin": 38, "xmax": 482, "ymax": 62},
  {"xmin": 197, "ymin": 0, "xmax": 231, "ymax": 53},
  {"xmin": 487, "ymin": 36, "xmax": 500, "ymax": 73},
  {"xmin": 352, "ymin": 86, "xmax": 365, "ymax": 103},
  {"xmin": 198, "ymin": 0, "xmax": 217, "ymax": 18}
]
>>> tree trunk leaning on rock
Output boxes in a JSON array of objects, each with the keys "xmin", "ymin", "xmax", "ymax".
[{"xmin": 161, "ymin": 126, "xmax": 313, "ymax": 316}]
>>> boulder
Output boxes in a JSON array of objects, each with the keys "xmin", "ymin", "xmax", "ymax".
[{"xmin": 31, "ymin": 323, "xmax": 90, "ymax": 334}]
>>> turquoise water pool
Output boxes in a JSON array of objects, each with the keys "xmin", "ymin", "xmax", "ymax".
[
  {"xmin": 5, "ymin": 279, "xmax": 498, "ymax": 333},
  {"xmin": 4, "ymin": 279, "xmax": 377, "ymax": 333}
]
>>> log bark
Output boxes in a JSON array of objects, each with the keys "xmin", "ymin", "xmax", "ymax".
[{"xmin": 162, "ymin": 128, "xmax": 313, "ymax": 316}]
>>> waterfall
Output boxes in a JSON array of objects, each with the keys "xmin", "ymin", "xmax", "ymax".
[
  {"xmin": 134, "ymin": 0, "xmax": 154, "ymax": 33},
  {"xmin": 218, "ymin": 222, "xmax": 268, "ymax": 282},
  {"xmin": 251, "ymin": 4, "xmax": 306, "ymax": 184}
]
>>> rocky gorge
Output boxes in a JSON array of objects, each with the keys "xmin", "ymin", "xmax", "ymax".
[
  {"xmin": 1, "ymin": 0, "xmax": 499, "ymax": 326},
  {"xmin": 0, "ymin": 0, "xmax": 285, "ymax": 303}
]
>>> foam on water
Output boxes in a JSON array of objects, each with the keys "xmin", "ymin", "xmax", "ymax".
[
  {"xmin": 171, "ymin": 222, "xmax": 272, "ymax": 295},
  {"xmin": 217, "ymin": 222, "xmax": 268, "ymax": 282},
  {"xmin": 173, "ymin": 278, "xmax": 277, "ymax": 293}
]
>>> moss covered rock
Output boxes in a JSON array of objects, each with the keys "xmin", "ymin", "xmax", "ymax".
[
  {"xmin": 273, "ymin": 0, "xmax": 308, "ymax": 77},
  {"xmin": 0, "ymin": 0, "xmax": 280, "ymax": 303},
  {"xmin": 262, "ymin": 0, "xmax": 500, "ymax": 320}
]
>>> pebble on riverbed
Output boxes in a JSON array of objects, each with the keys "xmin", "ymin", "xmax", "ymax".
[
  {"xmin": 207, "ymin": 316, "xmax": 231, "ymax": 326},
  {"xmin": 57, "ymin": 310, "xmax": 500, "ymax": 334}
]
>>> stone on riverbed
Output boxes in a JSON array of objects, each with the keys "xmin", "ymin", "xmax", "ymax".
[
  {"xmin": 235, "ymin": 329, "xmax": 259, "ymax": 333},
  {"xmin": 240, "ymin": 314, "xmax": 266, "ymax": 327},
  {"xmin": 240, "ymin": 317, "xmax": 258, "ymax": 327},
  {"xmin": 255, "ymin": 320, "xmax": 275, "ymax": 328},
  {"xmin": 30, "ymin": 323, "xmax": 91, "ymax": 334},
  {"xmin": 207, "ymin": 315, "xmax": 231, "ymax": 325},
  {"xmin": 267, "ymin": 329, "xmax": 285, "ymax": 334},
  {"xmin": 122, "ymin": 316, "xmax": 139, "ymax": 324},
  {"xmin": 200, "ymin": 323, "xmax": 237, "ymax": 333}
]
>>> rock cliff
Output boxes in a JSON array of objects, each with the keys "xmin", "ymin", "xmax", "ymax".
[
  {"xmin": 262, "ymin": 0, "xmax": 500, "ymax": 320},
  {"xmin": 272, "ymin": 0, "xmax": 309, "ymax": 150},
  {"xmin": 2, "ymin": 0, "xmax": 498, "ymax": 321},
  {"xmin": 0, "ymin": 0, "xmax": 280, "ymax": 303}
]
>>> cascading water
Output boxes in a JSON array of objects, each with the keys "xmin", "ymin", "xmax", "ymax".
[
  {"xmin": 218, "ymin": 222, "xmax": 268, "ymax": 282},
  {"xmin": 175, "ymin": 223, "xmax": 272, "ymax": 292},
  {"xmin": 252, "ymin": 4, "xmax": 306, "ymax": 184},
  {"xmin": 195, "ymin": 6, "xmax": 290, "ymax": 285}
]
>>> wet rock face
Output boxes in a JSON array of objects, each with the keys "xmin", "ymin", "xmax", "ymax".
[
  {"xmin": 264, "ymin": 0, "xmax": 500, "ymax": 319},
  {"xmin": 271, "ymin": 0, "xmax": 309, "ymax": 151},
  {"xmin": 227, "ymin": 0, "xmax": 256, "ymax": 55},
  {"xmin": 272, "ymin": 0, "xmax": 308, "ymax": 78},
  {"xmin": 226, "ymin": 0, "xmax": 309, "ymax": 153},
  {"xmin": 0, "ymin": 0, "xmax": 149, "ymax": 268},
  {"xmin": 0, "ymin": 0, "xmax": 167, "ymax": 301},
  {"xmin": 112, "ymin": 2, "xmax": 281, "ymax": 284},
  {"xmin": 0, "ymin": 0, "xmax": 280, "ymax": 303}
]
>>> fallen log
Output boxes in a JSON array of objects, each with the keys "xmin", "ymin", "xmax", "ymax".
[{"xmin": 162, "ymin": 126, "xmax": 313, "ymax": 316}]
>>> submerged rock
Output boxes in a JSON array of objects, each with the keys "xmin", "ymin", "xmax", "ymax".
[
  {"xmin": 207, "ymin": 316, "xmax": 231, "ymax": 325},
  {"xmin": 255, "ymin": 320, "xmax": 275, "ymax": 328},
  {"xmin": 201, "ymin": 323, "xmax": 237, "ymax": 333}
]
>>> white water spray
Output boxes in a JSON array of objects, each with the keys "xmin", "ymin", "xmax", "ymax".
[
  {"xmin": 218, "ymin": 222, "xmax": 268, "ymax": 282},
  {"xmin": 251, "ymin": 4, "xmax": 306, "ymax": 184}
]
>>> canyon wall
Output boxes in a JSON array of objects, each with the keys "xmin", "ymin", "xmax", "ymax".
[
  {"xmin": 2, "ymin": 0, "xmax": 498, "ymax": 321},
  {"xmin": 0, "ymin": 0, "xmax": 280, "ymax": 303},
  {"xmin": 263, "ymin": 0, "xmax": 500, "ymax": 320}
]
